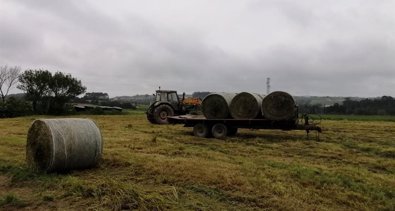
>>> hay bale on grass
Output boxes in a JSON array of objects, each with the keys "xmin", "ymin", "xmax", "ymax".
[
  {"xmin": 202, "ymin": 93, "xmax": 236, "ymax": 119},
  {"xmin": 230, "ymin": 92, "xmax": 264, "ymax": 119},
  {"xmin": 26, "ymin": 118, "xmax": 103, "ymax": 172},
  {"xmin": 261, "ymin": 91, "xmax": 296, "ymax": 121}
]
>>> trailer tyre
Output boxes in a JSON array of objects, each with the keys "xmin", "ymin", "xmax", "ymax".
[
  {"xmin": 193, "ymin": 123, "xmax": 210, "ymax": 138},
  {"xmin": 212, "ymin": 123, "xmax": 228, "ymax": 139}
]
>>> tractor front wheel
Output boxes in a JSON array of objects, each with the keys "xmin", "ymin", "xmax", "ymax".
[{"xmin": 153, "ymin": 104, "xmax": 174, "ymax": 124}]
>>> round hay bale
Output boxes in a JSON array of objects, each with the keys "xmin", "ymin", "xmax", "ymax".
[
  {"xmin": 202, "ymin": 93, "xmax": 236, "ymax": 119},
  {"xmin": 26, "ymin": 118, "xmax": 103, "ymax": 172},
  {"xmin": 261, "ymin": 91, "xmax": 296, "ymax": 121},
  {"xmin": 230, "ymin": 92, "xmax": 264, "ymax": 119}
]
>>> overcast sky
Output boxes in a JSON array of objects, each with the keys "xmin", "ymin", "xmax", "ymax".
[{"xmin": 1, "ymin": 0, "xmax": 394, "ymax": 97}]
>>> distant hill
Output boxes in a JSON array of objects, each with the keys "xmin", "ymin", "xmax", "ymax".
[
  {"xmin": 111, "ymin": 94, "xmax": 196, "ymax": 105},
  {"xmin": 9, "ymin": 92, "xmax": 377, "ymax": 110},
  {"xmin": 192, "ymin": 92, "xmax": 211, "ymax": 99},
  {"xmin": 111, "ymin": 93, "xmax": 367, "ymax": 106},
  {"xmin": 112, "ymin": 94, "xmax": 154, "ymax": 105},
  {"xmin": 294, "ymin": 96, "xmax": 363, "ymax": 106}
]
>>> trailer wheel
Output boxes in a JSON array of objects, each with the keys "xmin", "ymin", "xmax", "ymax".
[
  {"xmin": 227, "ymin": 127, "xmax": 238, "ymax": 136},
  {"xmin": 212, "ymin": 123, "xmax": 228, "ymax": 139},
  {"xmin": 193, "ymin": 123, "xmax": 210, "ymax": 138}
]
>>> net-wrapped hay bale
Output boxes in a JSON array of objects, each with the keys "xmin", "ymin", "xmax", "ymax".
[
  {"xmin": 230, "ymin": 92, "xmax": 264, "ymax": 119},
  {"xmin": 202, "ymin": 93, "xmax": 236, "ymax": 119},
  {"xmin": 26, "ymin": 118, "xmax": 103, "ymax": 172},
  {"xmin": 261, "ymin": 91, "xmax": 297, "ymax": 121}
]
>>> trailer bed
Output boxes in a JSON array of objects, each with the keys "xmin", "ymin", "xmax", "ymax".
[{"xmin": 168, "ymin": 115, "xmax": 321, "ymax": 138}]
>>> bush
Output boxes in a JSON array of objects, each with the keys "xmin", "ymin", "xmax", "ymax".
[{"xmin": 0, "ymin": 97, "xmax": 32, "ymax": 118}]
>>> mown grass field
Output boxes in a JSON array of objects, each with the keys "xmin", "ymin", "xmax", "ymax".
[
  {"xmin": 315, "ymin": 114, "xmax": 395, "ymax": 122},
  {"xmin": 0, "ymin": 112, "xmax": 394, "ymax": 210}
]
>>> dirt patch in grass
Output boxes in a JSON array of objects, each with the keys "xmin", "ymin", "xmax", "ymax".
[{"xmin": 0, "ymin": 175, "xmax": 9, "ymax": 191}]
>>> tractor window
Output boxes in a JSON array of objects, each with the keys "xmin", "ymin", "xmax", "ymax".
[
  {"xmin": 156, "ymin": 92, "xmax": 167, "ymax": 101},
  {"xmin": 168, "ymin": 92, "xmax": 178, "ymax": 102},
  {"xmin": 160, "ymin": 92, "xmax": 167, "ymax": 101}
]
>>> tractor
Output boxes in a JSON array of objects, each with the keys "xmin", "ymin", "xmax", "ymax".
[{"xmin": 146, "ymin": 90, "xmax": 202, "ymax": 124}]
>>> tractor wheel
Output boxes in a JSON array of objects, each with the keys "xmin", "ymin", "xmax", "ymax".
[
  {"xmin": 212, "ymin": 123, "xmax": 228, "ymax": 139},
  {"xmin": 146, "ymin": 104, "xmax": 157, "ymax": 124},
  {"xmin": 146, "ymin": 114, "xmax": 156, "ymax": 124},
  {"xmin": 193, "ymin": 123, "xmax": 210, "ymax": 138},
  {"xmin": 153, "ymin": 104, "xmax": 174, "ymax": 124},
  {"xmin": 227, "ymin": 127, "xmax": 238, "ymax": 136}
]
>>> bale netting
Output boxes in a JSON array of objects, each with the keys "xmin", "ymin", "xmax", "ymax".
[
  {"xmin": 261, "ymin": 91, "xmax": 297, "ymax": 121},
  {"xmin": 26, "ymin": 118, "xmax": 103, "ymax": 173},
  {"xmin": 230, "ymin": 92, "xmax": 264, "ymax": 119},
  {"xmin": 202, "ymin": 93, "xmax": 236, "ymax": 119}
]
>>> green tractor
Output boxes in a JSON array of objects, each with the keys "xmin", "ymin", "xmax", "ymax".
[{"xmin": 146, "ymin": 90, "xmax": 201, "ymax": 124}]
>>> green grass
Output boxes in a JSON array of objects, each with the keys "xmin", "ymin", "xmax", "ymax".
[
  {"xmin": 123, "ymin": 108, "xmax": 146, "ymax": 115},
  {"xmin": 0, "ymin": 194, "xmax": 27, "ymax": 208},
  {"xmin": 0, "ymin": 114, "xmax": 394, "ymax": 210}
]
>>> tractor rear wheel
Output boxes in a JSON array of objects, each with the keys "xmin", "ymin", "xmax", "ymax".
[
  {"xmin": 147, "ymin": 114, "xmax": 156, "ymax": 124},
  {"xmin": 153, "ymin": 104, "xmax": 174, "ymax": 124},
  {"xmin": 212, "ymin": 123, "xmax": 228, "ymax": 139}
]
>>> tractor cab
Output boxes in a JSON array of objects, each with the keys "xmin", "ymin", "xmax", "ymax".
[
  {"xmin": 146, "ymin": 90, "xmax": 183, "ymax": 124},
  {"xmin": 154, "ymin": 90, "xmax": 181, "ymax": 110}
]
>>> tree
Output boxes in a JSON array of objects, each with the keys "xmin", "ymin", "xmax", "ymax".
[
  {"xmin": 0, "ymin": 65, "xmax": 21, "ymax": 103},
  {"xmin": 18, "ymin": 70, "xmax": 86, "ymax": 114},
  {"xmin": 49, "ymin": 72, "xmax": 86, "ymax": 114},
  {"xmin": 18, "ymin": 70, "xmax": 52, "ymax": 113}
]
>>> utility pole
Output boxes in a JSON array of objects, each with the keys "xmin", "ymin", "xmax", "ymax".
[{"xmin": 266, "ymin": 77, "xmax": 271, "ymax": 95}]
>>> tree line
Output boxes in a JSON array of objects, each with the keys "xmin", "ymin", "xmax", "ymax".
[
  {"xmin": 299, "ymin": 96, "xmax": 395, "ymax": 115},
  {"xmin": 2, "ymin": 65, "xmax": 395, "ymax": 117},
  {"xmin": 0, "ymin": 66, "xmax": 141, "ymax": 117},
  {"xmin": 1, "ymin": 67, "xmax": 86, "ymax": 117}
]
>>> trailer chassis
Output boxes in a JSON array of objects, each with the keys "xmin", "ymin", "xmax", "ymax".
[{"xmin": 168, "ymin": 115, "xmax": 321, "ymax": 139}]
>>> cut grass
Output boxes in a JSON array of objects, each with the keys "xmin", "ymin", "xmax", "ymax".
[
  {"xmin": 314, "ymin": 114, "xmax": 395, "ymax": 122},
  {"xmin": 0, "ymin": 114, "xmax": 394, "ymax": 210},
  {"xmin": 0, "ymin": 193, "xmax": 27, "ymax": 208}
]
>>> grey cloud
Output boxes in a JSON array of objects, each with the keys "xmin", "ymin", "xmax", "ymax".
[{"xmin": 1, "ymin": 0, "xmax": 394, "ymax": 97}]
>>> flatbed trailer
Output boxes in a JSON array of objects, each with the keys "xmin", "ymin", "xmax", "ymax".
[{"xmin": 168, "ymin": 115, "xmax": 322, "ymax": 139}]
